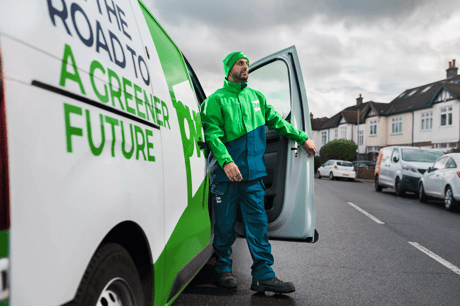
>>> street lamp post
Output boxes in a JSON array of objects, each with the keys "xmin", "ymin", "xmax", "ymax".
[{"xmin": 357, "ymin": 107, "xmax": 360, "ymax": 178}]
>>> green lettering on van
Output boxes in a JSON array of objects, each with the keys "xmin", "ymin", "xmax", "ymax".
[
  {"xmin": 120, "ymin": 121, "xmax": 134, "ymax": 159},
  {"xmin": 134, "ymin": 84, "xmax": 146, "ymax": 119},
  {"xmin": 145, "ymin": 94, "xmax": 156, "ymax": 124},
  {"xmin": 154, "ymin": 96, "xmax": 163, "ymax": 127},
  {"xmin": 105, "ymin": 115, "xmax": 119, "ymax": 157},
  {"xmin": 86, "ymin": 110, "xmax": 106, "ymax": 156},
  {"xmin": 90, "ymin": 60, "xmax": 109, "ymax": 103},
  {"xmin": 108, "ymin": 68, "xmax": 125, "ymax": 111},
  {"xmin": 123, "ymin": 77, "xmax": 136, "ymax": 115},
  {"xmin": 59, "ymin": 44, "xmax": 86, "ymax": 95},
  {"xmin": 162, "ymin": 100, "xmax": 170, "ymax": 129},
  {"xmin": 134, "ymin": 125, "xmax": 146, "ymax": 161},
  {"xmin": 64, "ymin": 103, "xmax": 83, "ymax": 153},
  {"xmin": 145, "ymin": 129, "xmax": 156, "ymax": 162}
]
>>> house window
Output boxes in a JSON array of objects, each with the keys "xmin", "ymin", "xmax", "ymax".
[
  {"xmin": 440, "ymin": 106, "xmax": 453, "ymax": 126},
  {"xmin": 421, "ymin": 112, "xmax": 433, "ymax": 130},
  {"xmin": 434, "ymin": 142, "xmax": 458, "ymax": 152},
  {"xmin": 321, "ymin": 131, "xmax": 327, "ymax": 144},
  {"xmin": 334, "ymin": 129, "xmax": 338, "ymax": 139},
  {"xmin": 370, "ymin": 120, "xmax": 377, "ymax": 136},
  {"xmin": 359, "ymin": 130, "xmax": 363, "ymax": 145},
  {"xmin": 341, "ymin": 127, "xmax": 347, "ymax": 139},
  {"xmin": 391, "ymin": 117, "xmax": 402, "ymax": 134}
]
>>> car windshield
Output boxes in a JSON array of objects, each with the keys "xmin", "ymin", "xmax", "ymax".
[
  {"xmin": 337, "ymin": 161, "xmax": 353, "ymax": 167},
  {"xmin": 401, "ymin": 149, "xmax": 443, "ymax": 162}
]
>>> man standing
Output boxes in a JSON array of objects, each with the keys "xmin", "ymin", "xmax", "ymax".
[{"xmin": 200, "ymin": 51, "xmax": 316, "ymax": 294}]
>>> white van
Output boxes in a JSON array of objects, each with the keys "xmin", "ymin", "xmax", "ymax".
[
  {"xmin": 0, "ymin": 1, "xmax": 317, "ymax": 305},
  {"xmin": 374, "ymin": 146, "xmax": 443, "ymax": 196}
]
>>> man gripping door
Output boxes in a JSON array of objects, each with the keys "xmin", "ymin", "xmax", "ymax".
[{"xmin": 200, "ymin": 51, "xmax": 316, "ymax": 293}]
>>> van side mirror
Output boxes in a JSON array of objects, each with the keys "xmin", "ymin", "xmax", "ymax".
[
  {"xmin": 392, "ymin": 156, "xmax": 398, "ymax": 162},
  {"xmin": 427, "ymin": 167, "xmax": 432, "ymax": 173}
]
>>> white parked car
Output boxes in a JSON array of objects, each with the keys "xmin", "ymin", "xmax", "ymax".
[
  {"xmin": 317, "ymin": 160, "xmax": 355, "ymax": 181},
  {"xmin": 419, "ymin": 153, "xmax": 460, "ymax": 211}
]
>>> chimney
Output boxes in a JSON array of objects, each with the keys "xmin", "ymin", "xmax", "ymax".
[
  {"xmin": 356, "ymin": 94, "xmax": 363, "ymax": 106},
  {"xmin": 446, "ymin": 59, "xmax": 458, "ymax": 78}
]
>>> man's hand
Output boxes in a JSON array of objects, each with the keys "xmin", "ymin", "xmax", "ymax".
[
  {"xmin": 223, "ymin": 162, "xmax": 243, "ymax": 182},
  {"xmin": 302, "ymin": 139, "xmax": 317, "ymax": 156}
]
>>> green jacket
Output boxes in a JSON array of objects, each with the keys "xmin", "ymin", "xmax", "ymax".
[{"xmin": 201, "ymin": 79, "xmax": 308, "ymax": 183}]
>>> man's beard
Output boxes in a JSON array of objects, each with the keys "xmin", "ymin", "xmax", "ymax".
[{"xmin": 230, "ymin": 70, "xmax": 248, "ymax": 83}]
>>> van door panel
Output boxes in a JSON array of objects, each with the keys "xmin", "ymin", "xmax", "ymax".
[{"xmin": 234, "ymin": 46, "xmax": 316, "ymax": 241}]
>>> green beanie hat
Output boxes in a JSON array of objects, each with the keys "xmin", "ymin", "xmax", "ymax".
[{"xmin": 223, "ymin": 51, "xmax": 249, "ymax": 78}]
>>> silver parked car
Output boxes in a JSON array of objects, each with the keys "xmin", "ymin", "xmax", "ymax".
[
  {"xmin": 317, "ymin": 160, "xmax": 356, "ymax": 181},
  {"xmin": 418, "ymin": 153, "xmax": 460, "ymax": 211}
]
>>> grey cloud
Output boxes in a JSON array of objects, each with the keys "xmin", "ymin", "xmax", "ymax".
[{"xmin": 148, "ymin": 0, "xmax": 445, "ymax": 31}]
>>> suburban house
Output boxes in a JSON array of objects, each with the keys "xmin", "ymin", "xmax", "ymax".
[
  {"xmin": 311, "ymin": 96, "xmax": 389, "ymax": 161},
  {"xmin": 311, "ymin": 59, "xmax": 460, "ymax": 160}
]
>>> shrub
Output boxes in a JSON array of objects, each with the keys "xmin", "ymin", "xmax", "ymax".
[{"xmin": 319, "ymin": 139, "xmax": 358, "ymax": 165}]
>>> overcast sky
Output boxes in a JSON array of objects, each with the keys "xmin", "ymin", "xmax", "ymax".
[{"xmin": 144, "ymin": 0, "xmax": 460, "ymax": 119}]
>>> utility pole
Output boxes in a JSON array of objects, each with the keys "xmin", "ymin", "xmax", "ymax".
[{"xmin": 357, "ymin": 107, "xmax": 360, "ymax": 178}]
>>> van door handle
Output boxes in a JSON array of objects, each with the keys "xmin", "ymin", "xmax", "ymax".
[{"xmin": 291, "ymin": 145, "xmax": 300, "ymax": 157}]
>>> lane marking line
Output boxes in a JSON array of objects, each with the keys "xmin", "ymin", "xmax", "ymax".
[
  {"xmin": 346, "ymin": 202, "xmax": 385, "ymax": 224},
  {"xmin": 409, "ymin": 242, "xmax": 460, "ymax": 275}
]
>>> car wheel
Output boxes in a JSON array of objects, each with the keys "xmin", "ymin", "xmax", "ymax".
[
  {"xmin": 419, "ymin": 183, "xmax": 428, "ymax": 203},
  {"xmin": 317, "ymin": 171, "xmax": 321, "ymax": 179},
  {"xmin": 395, "ymin": 178, "xmax": 405, "ymax": 197},
  {"xmin": 375, "ymin": 175, "xmax": 383, "ymax": 192},
  {"xmin": 329, "ymin": 172, "xmax": 334, "ymax": 180},
  {"xmin": 71, "ymin": 243, "xmax": 145, "ymax": 306},
  {"xmin": 444, "ymin": 186, "xmax": 458, "ymax": 211}
]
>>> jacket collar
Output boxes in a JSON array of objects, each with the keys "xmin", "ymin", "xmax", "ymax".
[{"xmin": 224, "ymin": 78, "xmax": 247, "ymax": 93}]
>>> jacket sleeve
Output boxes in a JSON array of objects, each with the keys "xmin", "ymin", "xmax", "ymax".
[
  {"xmin": 262, "ymin": 94, "xmax": 308, "ymax": 144},
  {"xmin": 200, "ymin": 96, "xmax": 234, "ymax": 168}
]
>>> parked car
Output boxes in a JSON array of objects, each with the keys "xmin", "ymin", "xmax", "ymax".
[
  {"xmin": 317, "ymin": 160, "xmax": 355, "ymax": 180},
  {"xmin": 374, "ymin": 146, "xmax": 444, "ymax": 196},
  {"xmin": 353, "ymin": 161, "xmax": 376, "ymax": 170},
  {"xmin": 418, "ymin": 153, "xmax": 460, "ymax": 211}
]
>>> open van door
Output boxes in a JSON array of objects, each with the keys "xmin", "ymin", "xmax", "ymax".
[{"xmin": 234, "ymin": 46, "xmax": 318, "ymax": 242}]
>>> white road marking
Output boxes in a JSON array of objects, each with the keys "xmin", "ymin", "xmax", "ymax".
[
  {"xmin": 346, "ymin": 202, "xmax": 385, "ymax": 224},
  {"xmin": 409, "ymin": 242, "xmax": 460, "ymax": 275}
]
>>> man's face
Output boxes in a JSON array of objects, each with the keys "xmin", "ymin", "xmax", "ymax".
[{"xmin": 228, "ymin": 58, "xmax": 249, "ymax": 83}]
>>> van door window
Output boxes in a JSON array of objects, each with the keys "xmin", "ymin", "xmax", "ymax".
[
  {"xmin": 249, "ymin": 60, "xmax": 291, "ymax": 120},
  {"xmin": 391, "ymin": 148, "xmax": 399, "ymax": 162}
]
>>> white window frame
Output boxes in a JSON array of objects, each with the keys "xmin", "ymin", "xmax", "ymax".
[
  {"xmin": 334, "ymin": 128, "xmax": 338, "ymax": 139},
  {"xmin": 341, "ymin": 127, "xmax": 347, "ymax": 139},
  {"xmin": 391, "ymin": 117, "xmax": 403, "ymax": 135},
  {"xmin": 421, "ymin": 111, "xmax": 433, "ymax": 130},
  {"xmin": 321, "ymin": 131, "xmax": 327, "ymax": 144},
  {"xmin": 440, "ymin": 106, "xmax": 453, "ymax": 127},
  {"xmin": 370, "ymin": 120, "xmax": 377, "ymax": 136},
  {"xmin": 359, "ymin": 130, "xmax": 364, "ymax": 145}
]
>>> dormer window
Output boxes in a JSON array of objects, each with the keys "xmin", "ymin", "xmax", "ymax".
[{"xmin": 421, "ymin": 85, "xmax": 432, "ymax": 93}]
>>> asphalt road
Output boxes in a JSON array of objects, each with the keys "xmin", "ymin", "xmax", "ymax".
[{"xmin": 172, "ymin": 178, "xmax": 460, "ymax": 306}]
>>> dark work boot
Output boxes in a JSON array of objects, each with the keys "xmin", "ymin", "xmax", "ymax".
[
  {"xmin": 251, "ymin": 277, "xmax": 295, "ymax": 293},
  {"xmin": 217, "ymin": 271, "xmax": 237, "ymax": 288}
]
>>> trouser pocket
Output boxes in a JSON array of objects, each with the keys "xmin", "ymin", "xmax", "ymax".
[{"xmin": 210, "ymin": 183, "xmax": 228, "ymax": 205}]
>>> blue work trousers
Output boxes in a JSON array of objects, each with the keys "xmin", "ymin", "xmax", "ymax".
[{"xmin": 211, "ymin": 179, "xmax": 275, "ymax": 282}]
